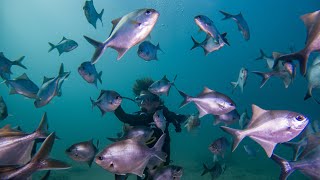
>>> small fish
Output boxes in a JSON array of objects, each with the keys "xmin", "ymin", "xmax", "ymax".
[
  {"xmin": 251, "ymin": 70, "xmax": 292, "ymax": 88},
  {"xmin": 95, "ymin": 134, "xmax": 167, "ymax": 177},
  {"xmin": 255, "ymin": 49, "xmax": 275, "ymax": 70},
  {"xmin": 243, "ymin": 145, "xmax": 257, "ymax": 157},
  {"xmin": 221, "ymin": 104, "xmax": 309, "ymax": 157},
  {"xmin": 66, "ymin": 139, "xmax": 99, "ymax": 167},
  {"xmin": 213, "ymin": 109, "xmax": 240, "ymax": 126},
  {"xmin": 201, "ymin": 162, "xmax": 226, "ymax": 179},
  {"xmin": 0, "ymin": 133, "xmax": 71, "ymax": 179},
  {"xmin": 177, "ymin": 87, "xmax": 236, "ymax": 117},
  {"xmin": 0, "ymin": 52, "xmax": 26, "ymax": 77},
  {"xmin": 34, "ymin": 63, "xmax": 70, "ymax": 108},
  {"xmin": 78, "ymin": 61, "xmax": 102, "ymax": 87},
  {"xmin": 304, "ymin": 55, "xmax": 320, "ymax": 103},
  {"xmin": 184, "ymin": 114, "xmax": 201, "ymax": 132},
  {"xmin": 219, "ymin": 10, "xmax": 250, "ymax": 41},
  {"xmin": 148, "ymin": 75, "xmax": 177, "ymax": 96},
  {"xmin": 190, "ymin": 34, "xmax": 228, "ymax": 55},
  {"xmin": 107, "ymin": 125, "xmax": 154, "ymax": 142},
  {"xmin": 239, "ymin": 110, "xmax": 250, "ymax": 129},
  {"xmin": 273, "ymin": 10, "xmax": 320, "ymax": 75},
  {"xmin": 0, "ymin": 96, "xmax": 8, "ymax": 121},
  {"xmin": 90, "ymin": 90, "xmax": 122, "ymax": 116},
  {"xmin": 84, "ymin": 8, "xmax": 160, "ymax": 63},
  {"xmin": 4, "ymin": 73, "xmax": 39, "ymax": 99},
  {"xmin": 194, "ymin": 15, "xmax": 230, "ymax": 46},
  {"xmin": 231, "ymin": 67, "xmax": 248, "ymax": 93},
  {"xmin": 137, "ymin": 41, "xmax": 163, "ymax": 61},
  {"xmin": 153, "ymin": 109, "xmax": 166, "ymax": 133},
  {"xmin": 48, "ymin": 36, "xmax": 78, "ymax": 56},
  {"xmin": 208, "ymin": 137, "xmax": 230, "ymax": 158},
  {"xmin": 152, "ymin": 165, "xmax": 183, "ymax": 180},
  {"xmin": 83, "ymin": 0, "xmax": 104, "ymax": 29}
]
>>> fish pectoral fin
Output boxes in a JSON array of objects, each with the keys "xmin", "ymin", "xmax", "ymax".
[
  {"xmin": 250, "ymin": 136, "xmax": 276, "ymax": 158},
  {"xmin": 131, "ymin": 158, "xmax": 150, "ymax": 177},
  {"xmin": 112, "ymin": 47, "xmax": 128, "ymax": 60},
  {"xmin": 195, "ymin": 104, "xmax": 208, "ymax": 118}
]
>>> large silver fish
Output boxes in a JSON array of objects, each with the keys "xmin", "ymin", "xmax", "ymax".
[
  {"xmin": 304, "ymin": 55, "xmax": 320, "ymax": 103},
  {"xmin": 84, "ymin": 8, "xmax": 160, "ymax": 64},
  {"xmin": 194, "ymin": 15, "xmax": 230, "ymax": 46},
  {"xmin": 0, "ymin": 96, "xmax": 8, "ymax": 121},
  {"xmin": 271, "ymin": 133, "xmax": 320, "ymax": 180},
  {"xmin": 48, "ymin": 37, "xmax": 78, "ymax": 56},
  {"xmin": 0, "ymin": 133, "xmax": 71, "ymax": 179},
  {"xmin": 34, "ymin": 63, "xmax": 70, "ymax": 108},
  {"xmin": 95, "ymin": 134, "xmax": 166, "ymax": 177},
  {"xmin": 219, "ymin": 10, "xmax": 250, "ymax": 41},
  {"xmin": 83, "ymin": 0, "xmax": 104, "ymax": 29},
  {"xmin": 190, "ymin": 34, "xmax": 228, "ymax": 55},
  {"xmin": 0, "ymin": 113, "xmax": 49, "ymax": 166},
  {"xmin": 90, "ymin": 90, "xmax": 122, "ymax": 116},
  {"xmin": 177, "ymin": 87, "xmax": 236, "ymax": 117},
  {"xmin": 148, "ymin": 75, "xmax": 176, "ymax": 96},
  {"xmin": 273, "ymin": 10, "xmax": 320, "ymax": 76},
  {"xmin": 231, "ymin": 67, "xmax": 248, "ymax": 93},
  {"xmin": 221, "ymin": 104, "xmax": 309, "ymax": 157},
  {"xmin": 66, "ymin": 139, "xmax": 99, "ymax": 167},
  {"xmin": 5, "ymin": 73, "xmax": 39, "ymax": 99}
]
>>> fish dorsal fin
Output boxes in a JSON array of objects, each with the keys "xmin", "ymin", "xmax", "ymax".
[
  {"xmin": 16, "ymin": 73, "xmax": 29, "ymax": 80},
  {"xmin": 43, "ymin": 76, "xmax": 54, "ymax": 84},
  {"xmin": 300, "ymin": 10, "xmax": 319, "ymax": 35},
  {"xmin": 0, "ymin": 52, "xmax": 4, "ymax": 57},
  {"xmin": 109, "ymin": 17, "xmax": 122, "ymax": 36},
  {"xmin": 247, "ymin": 104, "xmax": 268, "ymax": 128},
  {"xmin": 162, "ymin": 75, "xmax": 169, "ymax": 82},
  {"xmin": 58, "ymin": 36, "xmax": 68, "ymax": 44},
  {"xmin": 202, "ymin": 87, "xmax": 214, "ymax": 94},
  {"xmin": 97, "ymin": 90, "xmax": 107, "ymax": 100}
]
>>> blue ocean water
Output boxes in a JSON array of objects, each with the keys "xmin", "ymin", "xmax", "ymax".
[{"xmin": 0, "ymin": 0, "xmax": 320, "ymax": 179}]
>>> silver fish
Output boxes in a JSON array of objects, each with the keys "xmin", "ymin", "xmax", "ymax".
[
  {"xmin": 148, "ymin": 75, "xmax": 176, "ymax": 96},
  {"xmin": 208, "ymin": 137, "xmax": 230, "ymax": 158},
  {"xmin": 0, "ymin": 52, "xmax": 26, "ymax": 81},
  {"xmin": 95, "ymin": 134, "xmax": 166, "ymax": 177},
  {"xmin": 177, "ymin": 87, "xmax": 236, "ymax": 117},
  {"xmin": 184, "ymin": 114, "xmax": 200, "ymax": 132},
  {"xmin": 152, "ymin": 165, "xmax": 183, "ymax": 180},
  {"xmin": 304, "ymin": 55, "xmax": 320, "ymax": 103},
  {"xmin": 0, "ymin": 96, "xmax": 8, "ymax": 121},
  {"xmin": 221, "ymin": 104, "xmax": 309, "ymax": 157},
  {"xmin": 78, "ymin": 61, "xmax": 102, "ymax": 87},
  {"xmin": 84, "ymin": 8, "xmax": 160, "ymax": 63},
  {"xmin": 255, "ymin": 49, "xmax": 275, "ymax": 70},
  {"xmin": 83, "ymin": 0, "xmax": 104, "ymax": 29},
  {"xmin": 66, "ymin": 139, "xmax": 99, "ymax": 167},
  {"xmin": 107, "ymin": 125, "xmax": 154, "ymax": 143},
  {"xmin": 201, "ymin": 162, "xmax": 226, "ymax": 179},
  {"xmin": 153, "ymin": 109, "xmax": 166, "ymax": 133},
  {"xmin": 5, "ymin": 73, "xmax": 39, "ymax": 99},
  {"xmin": 219, "ymin": 11, "xmax": 250, "ymax": 41},
  {"xmin": 0, "ymin": 133, "xmax": 71, "ymax": 179},
  {"xmin": 194, "ymin": 15, "xmax": 230, "ymax": 46},
  {"xmin": 213, "ymin": 109, "xmax": 240, "ymax": 126},
  {"xmin": 231, "ymin": 67, "xmax": 248, "ymax": 93},
  {"xmin": 137, "ymin": 41, "xmax": 163, "ymax": 61},
  {"xmin": 48, "ymin": 37, "xmax": 78, "ymax": 56},
  {"xmin": 273, "ymin": 10, "xmax": 320, "ymax": 75},
  {"xmin": 0, "ymin": 113, "xmax": 49, "ymax": 166},
  {"xmin": 252, "ymin": 70, "xmax": 292, "ymax": 88},
  {"xmin": 34, "ymin": 63, "xmax": 70, "ymax": 108},
  {"xmin": 191, "ymin": 34, "xmax": 228, "ymax": 55},
  {"xmin": 90, "ymin": 90, "xmax": 122, "ymax": 116}
]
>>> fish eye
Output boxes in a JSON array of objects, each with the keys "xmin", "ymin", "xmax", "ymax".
[
  {"xmin": 229, "ymin": 102, "xmax": 235, "ymax": 107},
  {"xmin": 295, "ymin": 115, "xmax": 305, "ymax": 121},
  {"xmin": 98, "ymin": 156, "xmax": 103, "ymax": 160},
  {"xmin": 145, "ymin": 10, "xmax": 152, "ymax": 15},
  {"xmin": 116, "ymin": 96, "xmax": 120, "ymax": 99}
]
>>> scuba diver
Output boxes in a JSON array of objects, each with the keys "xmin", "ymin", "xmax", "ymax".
[{"xmin": 114, "ymin": 77, "xmax": 188, "ymax": 180}]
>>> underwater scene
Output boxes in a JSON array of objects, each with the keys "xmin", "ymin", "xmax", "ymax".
[{"xmin": 1, "ymin": 0, "xmax": 320, "ymax": 179}]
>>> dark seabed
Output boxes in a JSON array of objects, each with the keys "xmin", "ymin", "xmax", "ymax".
[{"xmin": 1, "ymin": 0, "xmax": 319, "ymax": 179}]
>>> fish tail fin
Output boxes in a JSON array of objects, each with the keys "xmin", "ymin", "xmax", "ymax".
[
  {"xmin": 151, "ymin": 133, "xmax": 167, "ymax": 162},
  {"xmin": 90, "ymin": 97, "xmax": 96, "ymax": 110},
  {"xmin": 35, "ymin": 112, "xmax": 50, "ymax": 139},
  {"xmin": 282, "ymin": 141, "xmax": 303, "ymax": 161},
  {"xmin": 221, "ymin": 32, "xmax": 230, "ymax": 46},
  {"xmin": 219, "ymin": 10, "xmax": 233, "ymax": 20},
  {"xmin": 31, "ymin": 133, "xmax": 71, "ymax": 170},
  {"xmin": 231, "ymin": 81, "xmax": 238, "ymax": 89},
  {"xmin": 176, "ymin": 88, "xmax": 192, "ymax": 108},
  {"xmin": 220, "ymin": 126, "xmax": 244, "ymax": 152},
  {"xmin": 83, "ymin": 35, "xmax": 107, "ymax": 64},
  {"xmin": 99, "ymin": 9, "xmax": 104, "ymax": 24},
  {"xmin": 256, "ymin": 49, "xmax": 266, "ymax": 60},
  {"xmin": 156, "ymin": 43, "xmax": 164, "ymax": 53},
  {"xmin": 58, "ymin": 63, "xmax": 68, "ymax": 78},
  {"xmin": 273, "ymin": 49, "xmax": 309, "ymax": 76},
  {"xmin": 98, "ymin": 71, "xmax": 103, "ymax": 84},
  {"xmin": 251, "ymin": 71, "xmax": 271, "ymax": 88},
  {"xmin": 190, "ymin": 36, "xmax": 201, "ymax": 50},
  {"xmin": 201, "ymin": 163, "xmax": 212, "ymax": 176},
  {"xmin": 48, "ymin": 42, "xmax": 56, "ymax": 52},
  {"xmin": 12, "ymin": 56, "xmax": 27, "ymax": 69},
  {"xmin": 271, "ymin": 154, "xmax": 294, "ymax": 180}
]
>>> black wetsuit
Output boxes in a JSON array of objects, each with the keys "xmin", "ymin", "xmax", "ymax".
[{"xmin": 114, "ymin": 105, "xmax": 186, "ymax": 179}]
